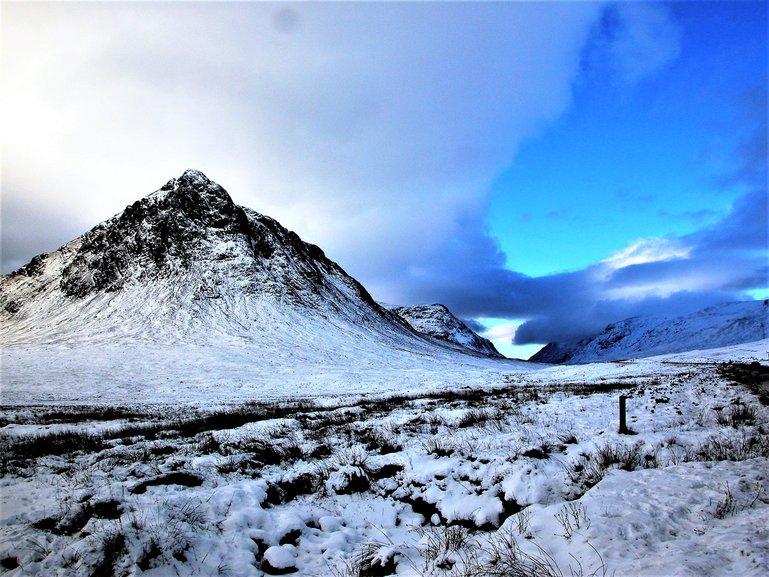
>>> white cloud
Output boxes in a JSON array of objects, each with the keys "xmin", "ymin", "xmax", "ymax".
[
  {"xmin": 479, "ymin": 320, "xmax": 520, "ymax": 343},
  {"xmin": 604, "ymin": 3, "xmax": 681, "ymax": 85},
  {"xmin": 2, "ymin": 2, "xmax": 603, "ymax": 281},
  {"xmin": 601, "ymin": 236, "xmax": 691, "ymax": 272},
  {"xmin": 475, "ymin": 318, "xmax": 542, "ymax": 360}
]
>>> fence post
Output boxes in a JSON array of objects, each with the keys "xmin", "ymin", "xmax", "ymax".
[{"xmin": 619, "ymin": 395, "xmax": 629, "ymax": 434}]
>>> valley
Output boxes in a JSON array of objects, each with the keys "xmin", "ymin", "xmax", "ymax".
[{"xmin": 1, "ymin": 171, "xmax": 767, "ymax": 576}]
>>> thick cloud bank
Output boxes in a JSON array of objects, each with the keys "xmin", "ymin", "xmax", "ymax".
[
  {"xmin": 394, "ymin": 144, "xmax": 767, "ymax": 344},
  {"xmin": 2, "ymin": 2, "xmax": 600, "ymax": 275}
]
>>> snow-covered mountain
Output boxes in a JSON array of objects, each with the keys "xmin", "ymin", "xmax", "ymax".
[
  {"xmin": 385, "ymin": 303, "xmax": 503, "ymax": 357},
  {"xmin": 526, "ymin": 339, "xmax": 591, "ymax": 364},
  {"xmin": 530, "ymin": 300, "xmax": 769, "ymax": 364},
  {"xmin": 1, "ymin": 170, "xmax": 518, "ymax": 402},
  {"xmin": 1, "ymin": 169, "xmax": 403, "ymax": 344}
]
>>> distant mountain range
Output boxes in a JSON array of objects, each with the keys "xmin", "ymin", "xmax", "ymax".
[{"xmin": 530, "ymin": 300, "xmax": 768, "ymax": 364}]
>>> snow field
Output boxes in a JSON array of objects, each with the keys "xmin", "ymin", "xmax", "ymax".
[{"xmin": 1, "ymin": 360, "xmax": 768, "ymax": 576}]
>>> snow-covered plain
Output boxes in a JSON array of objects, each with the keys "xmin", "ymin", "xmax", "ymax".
[{"xmin": 2, "ymin": 341, "xmax": 768, "ymax": 577}]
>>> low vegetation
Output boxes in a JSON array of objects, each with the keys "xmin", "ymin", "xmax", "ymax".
[{"xmin": 1, "ymin": 361, "xmax": 767, "ymax": 576}]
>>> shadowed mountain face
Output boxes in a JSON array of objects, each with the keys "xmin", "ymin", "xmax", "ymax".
[{"xmin": 530, "ymin": 300, "xmax": 769, "ymax": 364}]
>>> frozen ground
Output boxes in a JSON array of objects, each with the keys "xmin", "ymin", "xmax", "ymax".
[{"xmin": 1, "ymin": 341, "xmax": 768, "ymax": 576}]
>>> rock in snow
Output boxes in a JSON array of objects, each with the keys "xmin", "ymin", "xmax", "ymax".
[
  {"xmin": 262, "ymin": 545, "xmax": 298, "ymax": 574},
  {"xmin": 531, "ymin": 300, "xmax": 769, "ymax": 364}
]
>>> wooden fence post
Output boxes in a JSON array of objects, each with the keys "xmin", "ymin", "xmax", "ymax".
[{"xmin": 619, "ymin": 395, "xmax": 629, "ymax": 434}]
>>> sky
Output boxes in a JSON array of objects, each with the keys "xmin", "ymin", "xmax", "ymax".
[{"xmin": 2, "ymin": 1, "xmax": 767, "ymax": 359}]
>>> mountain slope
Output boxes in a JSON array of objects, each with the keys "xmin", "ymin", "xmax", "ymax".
[
  {"xmin": 530, "ymin": 300, "xmax": 769, "ymax": 364},
  {"xmin": 385, "ymin": 303, "xmax": 503, "ymax": 357},
  {"xmin": 527, "ymin": 339, "xmax": 590, "ymax": 364}
]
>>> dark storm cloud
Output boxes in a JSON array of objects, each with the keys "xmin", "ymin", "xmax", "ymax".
[
  {"xmin": 512, "ymin": 290, "xmax": 741, "ymax": 345},
  {"xmin": 688, "ymin": 188, "xmax": 767, "ymax": 254},
  {"xmin": 389, "ymin": 180, "xmax": 766, "ymax": 345}
]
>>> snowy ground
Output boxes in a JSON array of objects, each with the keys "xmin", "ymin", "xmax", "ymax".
[{"xmin": 1, "ymin": 341, "xmax": 768, "ymax": 577}]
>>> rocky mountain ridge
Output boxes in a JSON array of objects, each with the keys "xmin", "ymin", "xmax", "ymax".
[{"xmin": 385, "ymin": 303, "xmax": 503, "ymax": 357}]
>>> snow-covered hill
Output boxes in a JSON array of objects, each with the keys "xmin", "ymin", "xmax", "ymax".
[
  {"xmin": 385, "ymin": 303, "xmax": 503, "ymax": 357},
  {"xmin": 530, "ymin": 300, "xmax": 769, "ymax": 364},
  {"xmin": 0, "ymin": 170, "xmax": 519, "ymax": 403}
]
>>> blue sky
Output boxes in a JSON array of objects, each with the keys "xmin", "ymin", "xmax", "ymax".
[
  {"xmin": 2, "ymin": 2, "xmax": 767, "ymax": 359},
  {"xmin": 489, "ymin": 1, "xmax": 765, "ymax": 278},
  {"xmin": 478, "ymin": 1, "xmax": 767, "ymax": 356}
]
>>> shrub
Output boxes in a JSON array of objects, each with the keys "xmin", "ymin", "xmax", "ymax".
[
  {"xmin": 457, "ymin": 408, "xmax": 502, "ymax": 429},
  {"xmin": 713, "ymin": 482, "xmax": 736, "ymax": 519},
  {"xmin": 421, "ymin": 437, "xmax": 454, "ymax": 458},
  {"xmin": 354, "ymin": 426, "xmax": 402, "ymax": 454},
  {"xmin": 567, "ymin": 442, "xmax": 657, "ymax": 493},
  {"xmin": 91, "ymin": 532, "xmax": 127, "ymax": 577},
  {"xmin": 687, "ymin": 432, "xmax": 769, "ymax": 462}
]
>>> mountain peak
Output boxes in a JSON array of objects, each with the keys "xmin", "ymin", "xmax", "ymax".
[
  {"xmin": 173, "ymin": 169, "xmax": 226, "ymax": 200},
  {"xmin": 55, "ymin": 171, "xmax": 250, "ymax": 297},
  {"xmin": 160, "ymin": 168, "xmax": 215, "ymax": 189},
  {"xmin": 384, "ymin": 303, "xmax": 503, "ymax": 357},
  {"xmin": 158, "ymin": 169, "xmax": 237, "ymax": 218},
  {"xmin": 180, "ymin": 168, "xmax": 211, "ymax": 183}
]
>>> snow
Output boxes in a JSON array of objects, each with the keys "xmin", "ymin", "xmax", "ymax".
[
  {"xmin": 263, "ymin": 545, "xmax": 297, "ymax": 569},
  {"xmin": 0, "ymin": 340, "xmax": 524, "ymax": 405},
  {"xmin": 573, "ymin": 460, "xmax": 769, "ymax": 576},
  {"xmin": 2, "ymin": 342, "xmax": 768, "ymax": 576}
]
